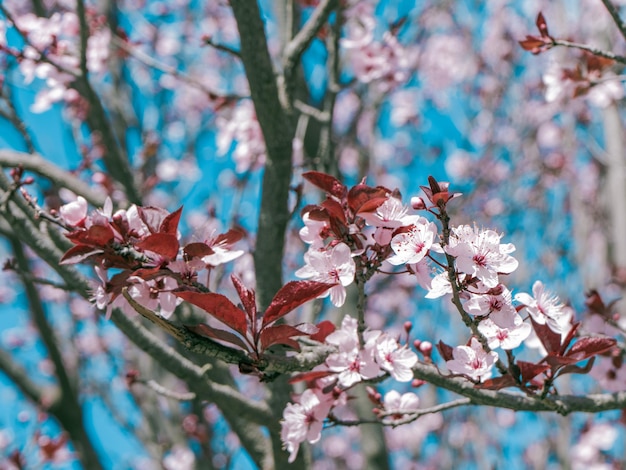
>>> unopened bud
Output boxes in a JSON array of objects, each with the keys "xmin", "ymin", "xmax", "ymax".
[
  {"xmin": 410, "ymin": 196, "xmax": 426, "ymax": 210},
  {"xmin": 419, "ymin": 341, "xmax": 433, "ymax": 357},
  {"xmin": 411, "ymin": 379, "xmax": 426, "ymax": 388},
  {"xmin": 403, "ymin": 321, "xmax": 413, "ymax": 334}
]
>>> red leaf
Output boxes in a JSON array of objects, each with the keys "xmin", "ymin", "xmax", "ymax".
[
  {"xmin": 517, "ymin": 361, "xmax": 549, "ymax": 384},
  {"xmin": 531, "ymin": 319, "xmax": 561, "ymax": 355},
  {"xmin": 518, "ymin": 36, "xmax": 547, "ymax": 52},
  {"xmin": 66, "ymin": 225, "xmax": 114, "ymax": 246},
  {"xmin": 566, "ymin": 336, "xmax": 617, "ymax": 361},
  {"xmin": 130, "ymin": 267, "xmax": 169, "ymax": 282},
  {"xmin": 437, "ymin": 340, "xmax": 454, "ymax": 362},
  {"xmin": 546, "ymin": 353, "xmax": 580, "ymax": 369},
  {"xmin": 310, "ymin": 320, "xmax": 336, "ymax": 342},
  {"xmin": 288, "ymin": 370, "xmax": 333, "ymax": 385},
  {"xmin": 137, "ymin": 206, "xmax": 170, "ymax": 233},
  {"xmin": 184, "ymin": 242, "xmax": 214, "ymax": 258},
  {"xmin": 262, "ymin": 281, "xmax": 334, "ymax": 327},
  {"xmin": 174, "ymin": 291, "xmax": 248, "ymax": 337},
  {"xmin": 159, "ymin": 206, "xmax": 183, "ymax": 235},
  {"xmin": 186, "ymin": 324, "xmax": 250, "ymax": 352},
  {"xmin": 303, "ymin": 171, "xmax": 347, "ymax": 199},
  {"xmin": 136, "ymin": 233, "xmax": 179, "ymax": 260},
  {"xmin": 536, "ymin": 12, "xmax": 550, "ymax": 38},
  {"xmin": 213, "ymin": 227, "xmax": 245, "ymax": 246},
  {"xmin": 321, "ymin": 199, "xmax": 347, "ymax": 225},
  {"xmin": 59, "ymin": 245, "xmax": 103, "ymax": 265},
  {"xmin": 475, "ymin": 375, "xmax": 517, "ymax": 390},
  {"xmin": 558, "ymin": 357, "xmax": 596, "ymax": 377},
  {"xmin": 231, "ymin": 274, "xmax": 256, "ymax": 322},
  {"xmin": 259, "ymin": 324, "xmax": 308, "ymax": 352},
  {"xmin": 347, "ymin": 184, "xmax": 389, "ymax": 215},
  {"xmin": 559, "ymin": 322, "xmax": 580, "ymax": 355}
]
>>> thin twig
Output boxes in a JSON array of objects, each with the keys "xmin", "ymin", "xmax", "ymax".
[
  {"xmin": 600, "ymin": 0, "xmax": 626, "ymax": 43},
  {"xmin": 112, "ymin": 36, "xmax": 245, "ymax": 100},
  {"xmin": 203, "ymin": 37, "xmax": 241, "ymax": 58},
  {"xmin": 552, "ymin": 39, "xmax": 626, "ymax": 64}
]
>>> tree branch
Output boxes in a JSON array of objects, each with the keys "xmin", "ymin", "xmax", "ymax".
[
  {"xmin": 229, "ymin": 0, "xmax": 295, "ymax": 311},
  {"xmin": 412, "ymin": 361, "xmax": 626, "ymax": 414},
  {"xmin": 0, "ymin": 150, "xmax": 107, "ymax": 207},
  {"xmin": 283, "ymin": 0, "xmax": 339, "ymax": 80}
]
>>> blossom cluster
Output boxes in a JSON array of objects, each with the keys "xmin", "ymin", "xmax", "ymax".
[
  {"xmin": 0, "ymin": 7, "xmax": 111, "ymax": 114},
  {"xmin": 58, "ymin": 196, "xmax": 244, "ymax": 319},
  {"xmin": 281, "ymin": 315, "xmax": 418, "ymax": 462}
]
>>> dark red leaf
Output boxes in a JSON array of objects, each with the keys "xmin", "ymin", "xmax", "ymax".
[
  {"xmin": 475, "ymin": 375, "xmax": 517, "ymax": 390},
  {"xmin": 558, "ymin": 357, "xmax": 596, "ymax": 377},
  {"xmin": 566, "ymin": 336, "xmax": 617, "ymax": 361},
  {"xmin": 310, "ymin": 320, "xmax": 336, "ymax": 342},
  {"xmin": 303, "ymin": 171, "xmax": 347, "ymax": 199},
  {"xmin": 186, "ymin": 324, "xmax": 250, "ymax": 352},
  {"xmin": 288, "ymin": 370, "xmax": 334, "ymax": 385},
  {"xmin": 536, "ymin": 12, "xmax": 550, "ymax": 38},
  {"xmin": 347, "ymin": 184, "xmax": 389, "ymax": 215},
  {"xmin": 66, "ymin": 225, "xmax": 114, "ymax": 246},
  {"xmin": 184, "ymin": 242, "xmax": 214, "ymax": 258},
  {"xmin": 517, "ymin": 361, "xmax": 549, "ymax": 384},
  {"xmin": 437, "ymin": 340, "xmax": 454, "ymax": 362},
  {"xmin": 159, "ymin": 206, "xmax": 183, "ymax": 235},
  {"xmin": 137, "ymin": 206, "xmax": 170, "ymax": 233},
  {"xmin": 174, "ymin": 291, "xmax": 248, "ymax": 337},
  {"xmin": 559, "ymin": 322, "xmax": 580, "ymax": 355},
  {"xmin": 321, "ymin": 199, "xmax": 347, "ymax": 225},
  {"xmin": 259, "ymin": 324, "xmax": 308, "ymax": 352},
  {"xmin": 531, "ymin": 319, "xmax": 561, "ymax": 355},
  {"xmin": 59, "ymin": 245, "xmax": 103, "ymax": 265},
  {"xmin": 546, "ymin": 353, "xmax": 580, "ymax": 369},
  {"xmin": 263, "ymin": 281, "xmax": 334, "ymax": 327},
  {"xmin": 231, "ymin": 274, "xmax": 256, "ymax": 322},
  {"xmin": 213, "ymin": 227, "xmax": 245, "ymax": 246},
  {"xmin": 130, "ymin": 267, "xmax": 171, "ymax": 283},
  {"xmin": 518, "ymin": 36, "xmax": 547, "ymax": 52},
  {"xmin": 136, "ymin": 233, "xmax": 179, "ymax": 260}
]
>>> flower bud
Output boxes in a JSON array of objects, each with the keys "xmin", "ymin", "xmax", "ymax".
[{"xmin": 410, "ymin": 196, "xmax": 426, "ymax": 210}]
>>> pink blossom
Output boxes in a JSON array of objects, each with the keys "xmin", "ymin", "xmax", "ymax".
[
  {"xmin": 514, "ymin": 281, "xmax": 572, "ymax": 334},
  {"xmin": 325, "ymin": 316, "xmax": 381, "ymax": 387},
  {"xmin": 424, "ymin": 271, "xmax": 452, "ymax": 299},
  {"xmin": 361, "ymin": 196, "xmax": 415, "ymax": 229},
  {"xmin": 463, "ymin": 286, "xmax": 516, "ymax": 319},
  {"xmin": 387, "ymin": 218, "xmax": 439, "ymax": 266},
  {"xmin": 382, "ymin": 390, "xmax": 420, "ymax": 418},
  {"xmin": 368, "ymin": 333, "xmax": 417, "ymax": 382},
  {"xmin": 163, "ymin": 445, "xmax": 195, "ymax": 470},
  {"xmin": 127, "ymin": 277, "xmax": 181, "ymax": 319},
  {"xmin": 216, "ymin": 100, "xmax": 266, "ymax": 173},
  {"xmin": 361, "ymin": 196, "xmax": 419, "ymax": 246},
  {"xmin": 295, "ymin": 243, "xmax": 356, "ymax": 307},
  {"xmin": 446, "ymin": 337, "xmax": 498, "ymax": 382},
  {"xmin": 280, "ymin": 389, "xmax": 331, "ymax": 463},
  {"xmin": 445, "ymin": 225, "xmax": 518, "ymax": 288},
  {"xmin": 477, "ymin": 316, "xmax": 531, "ymax": 350},
  {"xmin": 59, "ymin": 196, "xmax": 88, "ymax": 226},
  {"xmin": 299, "ymin": 212, "xmax": 328, "ymax": 248}
]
